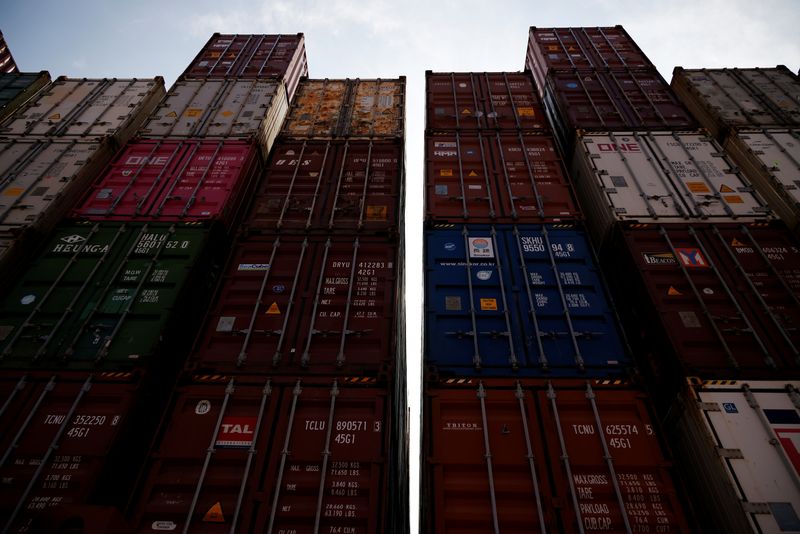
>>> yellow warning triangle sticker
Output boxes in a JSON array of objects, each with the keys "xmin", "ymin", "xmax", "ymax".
[
  {"xmin": 48, "ymin": 113, "xmax": 61, "ymax": 120},
  {"xmin": 461, "ymin": 108, "xmax": 472, "ymax": 115},
  {"xmin": 720, "ymin": 184, "xmax": 735, "ymax": 193},
  {"xmin": 468, "ymin": 171, "xmax": 478, "ymax": 177},
  {"xmin": 731, "ymin": 238, "xmax": 745, "ymax": 246},
  {"xmin": 668, "ymin": 286, "xmax": 682, "ymax": 296},
  {"xmin": 203, "ymin": 502, "xmax": 225, "ymax": 523},
  {"xmin": 266, "ymin": 302, "xmax": 281, "ymax": 315},
  {"xmin": 165, "ymin": 111, "xmax": 177, "ymax": 118}
]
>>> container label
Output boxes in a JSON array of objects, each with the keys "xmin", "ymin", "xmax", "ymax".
[
  {"xmin": 686, "ymin": 181, "xmax": 710, "ymax": 193},
  {"xmin": 216, "ymin": 416, "xmax": 257, "ymax": 448},
  {"xmin": 195, "ymin": 400, "xmax": 211, "ymax": 415},
  {"xmin": 642, "ymin": 252, "xmax": 676, "ymax": 265},
  {"xmin": 722, "ymin": 403, "xmax": 738, "ymax": 413},
  {"xmin": 679, "ymin": 311, "xmax": 701, "ymax": 328},
  {"xmin": 366, "ymin": 205, "xmax": 387, "ymax": 220},
  {"xmin": 238, "ymin": 263, "xmax": 270, "ymax": 271},
  {"xmin": 445, "ymin": 296, "xmax": 462, "ymax": 311},
  {"xmin": 468, "ymin": 237, "xmax": 494, "ymax": 258},
  {"xmin": 203, "ymin": 502, "xmax": 225, "ymax": 523},
  {"xmin": 476, "ymin": 271, "xmax": 492, "ymax": 281},
  {"xmin": 517, "ymin": 106, "xmax": 535, "ymax": 117},
  {"xmin": 724, "ymin": 195, "xmax": 744, "ymax": 204},
  {"xmin": 440, "ymin": 169, "xmax": 453, "ymax": 176},
  {"xmin": 480, "ymin": 298, "xmax": 497, "ymax": 311},
  {"xmin": 151, "ymin": 521, "xmax": 177, "ymax": 531},
  {"xmin": 676, "ymin": 248, "xmax": 708, "ymax": 268}
]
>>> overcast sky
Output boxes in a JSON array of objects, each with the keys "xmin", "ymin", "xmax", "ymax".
[{"xmin": 3, "ymin": 0, "xmax": 799, "ymax": 530}]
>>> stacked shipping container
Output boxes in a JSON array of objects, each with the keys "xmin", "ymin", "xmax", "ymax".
[
  {"xmin": 421, "ymin": 69, "xmax": 695, "ymax": 532},
  {"xmin": 528, "ymin": 26, "xmax": 800, "ymax": 533}
]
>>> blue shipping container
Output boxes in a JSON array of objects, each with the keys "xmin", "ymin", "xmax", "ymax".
[{"xmin": 425, "ymin": 224, "xmax": 629, "ymax": 376}]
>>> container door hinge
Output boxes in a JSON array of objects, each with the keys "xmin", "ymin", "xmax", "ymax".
[
  {"xmin": 741, "ymin": 502, "xmax": 770, "ymax": 514},
  {"xmin": 717, "ymin": 447, "xmax": 744, "ymax": 459}
]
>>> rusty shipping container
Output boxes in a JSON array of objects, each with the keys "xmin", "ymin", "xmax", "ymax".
[
  {"xmin": 188, "ymin": 235, "xmax": 399, "ymax": 376},
  {"xmin": 0, "ymin": 223, "xmax": 215, "ymax": 371},
  {"xmin": 424, "ymin": 378, "xmax": 692, "ymax": 534},
  {"xmin": 180, "ymin": 33, "xmax": 308, "ymax": 102},
  {"xmin": 426, "ymin": 72, "xmax": 548, "ymax": 131},
  {"xmin": 72, "ymin": 140, "xmax": 261, "ymax": 232},
  {"xmin": 0, "ymin": 138, "xmax": 115, "ymax": 282},
  {"xmin": 724, "ymin": 129, "xmax": 800, "ymax": 232},
  {"xmin": 671, "ymin": 66, "xmax": 800, "ymax": 141},
  {"xmin": 0, "ymin": 371, "xmax": 168, "ymax": 534},
  {"xmin": 246, "ymin": 139, "xmax": 403, "ymax": 234},
  {"xmin": 526, "ymin": 26, "xmax": 655, "ymax": 96},
  {"xmin": 543, "ymin": 69, "xmax": 696, "ymax": 155},
  {"xmin": 604, "ymin": 223, "xmax": 800, "ymax": 393},
  {"xmin": 665, "ymin": 379, "xmax": 800, "ymax": 534},
  {"xmin": 0, "ymin": 71, "xmax": 50, "ymax": 123},
  {"xmin": 137, "ymin": 79, "xmax": 289, "ymax": 159},
  {"xmin": 0, "ymin": 77, "xmax": 164, "ymax": 148},
  {"xmin": 571, "ymin": 131, "xmax": 773, "ymax": 249},
  {"xmin": 128, "ymin": 376, "xmax": 402, "ymax": 533},
  {"xmin": 426, "ymin": 133, "xmax": 579, "ymax": 223},
  {"xmin": 282, "ymin": 78, "xmax": 405, "ymax": 139}
]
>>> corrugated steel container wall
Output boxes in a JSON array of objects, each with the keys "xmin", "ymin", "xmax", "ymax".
[
  {"xmin": 0, "ymin": 77, "xmax": 165, "ymax": 148},
  {"xmin": 281, "ymin": 78, "xmax": 405, "ymax": 139},
  {"xmin": 0, "ymin": 372, "xmax": 158, "ymax": 533},
  {"xmin": 571, "ymin": 131, "xmax": 774, "ymax": 249},
  {"xmin": 0, "ymin": 139, "xmax": 115, "ymax": 281},
  {"xmin": 0, "ymin": 223, "xmax": 212, "ymax": 370},
  {"xmin": 425, "ymin": 225, "xmax": 628, "ymax": 377},
  {"xmin": 188, "ymin": 235, "xmax": 398, "ymax": 376},
  {"xmin": 526, "ymin": 26, "xmax": 655, "ymax": 96},
  {"xmin": 424, "ymin": 379, "xmax": 692, "ymax": 534},
  {"xmin": 543, "ymin": 70, "xmax": 696, "ymax": 155},
  {"xmin": 724, "ymin": 129, "xmax": 800, "ymax": 232},
  {"xmin": 129, "ymin": 377, "xmax": 394, "ymax": 533},
  {"xmin": 665, "ymin": 379, "xmax": 800, "ymax": 534},
  {"xmin": 137, "ymin": 79, "xmax": 289, "ymax": 159},
  {"xmin": 0, "ymin": 71, "xmax": 50, "ymax": 123},
  {"xmin": 0, "ymin": 31, "xmax": 18, "ymax": 74},
  {"xmin": 426, "ymin": 133, "xmax": 580, "ymax": 223},
  {"xmin": 71, "ymin": 140, "xmax": 261, "ymax": 231},
  {"xmin": 179, "ymin": 33, "xmax": 308, "ymax": 102},
  {"xmin": 246, "ymin": 139, "xmax": 403, "ymax": 234},
  {"xmin": 425, "ymin": 72, "xmax": 548, "ymax": 131},
  {"xmin": 606, "ymin": 223, "xmax": 800, "ymax": 386},
  {"xmin": 671, "ymin": 66, "xmax": 800, "ymax": 141}
]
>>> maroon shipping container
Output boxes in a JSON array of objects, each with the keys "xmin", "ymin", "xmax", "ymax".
[
  {"xmin": 424, "ymin": 379, "xmax": 691, "ymax": 533},
  {"xmin": 426, "ymin": 72, "xmax": 548, "ymax": 131},
  {"xmin": 188, "ymin": 235, "xmax": 398, "ymax": 376},
  {"xmin": 246, "ymin": 139, "xmax": 403, "ymax": 233},
  {"xmin": 129, "ymin": 377, "xmax": 392, "ymax": 533},
  {"xmin": 425, "ymin": 133, "xmax": 579, "ymax": 223},
  {"xmin": 0, "ymin": 372, "xmax": 155, "ymax": 533},
  {"xmin": 607, "ymin": 224, "xmax": 800, "ymax": 383},
  {"xmin": 180, "ymin": 33, "xmax": 308, "ymax": 102},
  {"xmin": 72, "ymin": 140, "xmax": 260, "ymax": 231},
  {"xmin": 526, "ymin": 26, "xmax": 655, "ymax": 96}
]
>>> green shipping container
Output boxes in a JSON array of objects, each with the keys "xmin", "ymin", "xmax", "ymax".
[{"xmin": 0, "ymin": 223, "xmax": 210, "ymax": 370}]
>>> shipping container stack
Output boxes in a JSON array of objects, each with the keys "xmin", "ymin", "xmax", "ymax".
[
  {"xmin": 422, "ymin": 71, "xmax": 696, "ymax": 532},
  {"xmin": 0, "ymin": 30, "xmax": 19, "ymax": 74},
  {"xmin": 122, "ymin": 63, "xmax": 409, "ymax": 531},
  {"xmin": 529, "ymin": 27, "xmax": 800, "ymax": 533},
  {"xmin": 0, "ymin": 70, "xmax": 174, "ymax": 531}
]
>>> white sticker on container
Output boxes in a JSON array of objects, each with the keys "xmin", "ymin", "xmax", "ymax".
[
  {"xmin": 468, "ymin": 237, "xmax": 494, "ymax": 258},
  {"xmin": 195, "ymin": 400, "xmax": 211, "ymax": 415},
  {"xmin": 444, "ymin": 242, "xmax": 456, "ymax": 252},
  {"xmin": 151, "ymin": 521, "xmax": 177, "ymax": 531},
  {"xmin": 20, "ymin": 294, "xmax": 35, "ymax": 305},
  {"xmin": 238, "ymin": 263, "xmax": 270, "ymax": 271},
  {"xmin": 476, "ymin": 270, "xmax": 492, "ymax": 281},
  {"xmin": 703, "ymin": 288, "xmax": 714, "ymax": 295}
]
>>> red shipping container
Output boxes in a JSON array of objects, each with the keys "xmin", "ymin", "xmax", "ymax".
[
  {"xmin": 0, "ymin": 372, "xmax": 154, "ymax": 533},
  {"xmin": 246, "ymin": 139, "xmax": 403, "ymax": 233},
  {"xmin": 180, "ymin": 33, "xmax": 308, "ymax": 102},
  {"xmin": 426, "ymin": 72, "xmax": 549, "ymax": 131},
  {"xmin": 189, "ymin": 236, "xmax": 398, "ymax": 376},
  {"xmin": 424, "ymin": 379, "xmax": 692, "ymax": 534},
  {"xmin": 72, "ymin": 140, "xmax": 260, "ymax": 231},
  {"xmin": 129, "ymin": 377, "xmax": 393, "ymax": 533},
  {"xmin": 425, "ymin": 133, "xmax": 579, "ymax": 223},
  {"xmin": 607, "ymin": 224, "xmax": 800, "ymax": 383},
  {"xmin": 526, "ymin": 26, "xmax": 655, "ymax": 95}
]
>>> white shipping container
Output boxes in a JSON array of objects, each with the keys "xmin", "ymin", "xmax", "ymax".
[
  {"xmin": 0, "ymin": 138, "xmax": 113, "ymax": 278},
  {"xmin": 0, "ymin": 77, "xmax": 164, "ymax": 147},
  {"xmin": 725, "ymin": 129, "xmax": 800, "ymax": 232},
  {"xmin": 138, "ymin": 79, "xmax": 289, "ymax": 158},
  {"xmin": 672, "ymin": 67, "xmax": 800, "ymax": 140},
  {"xmin": 667, "ymin": 379, "xmax": 800, "ymax": 534},
  {"xmin": 571, "ymin": 131, "xmax": 773, "ymax": 248}
]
